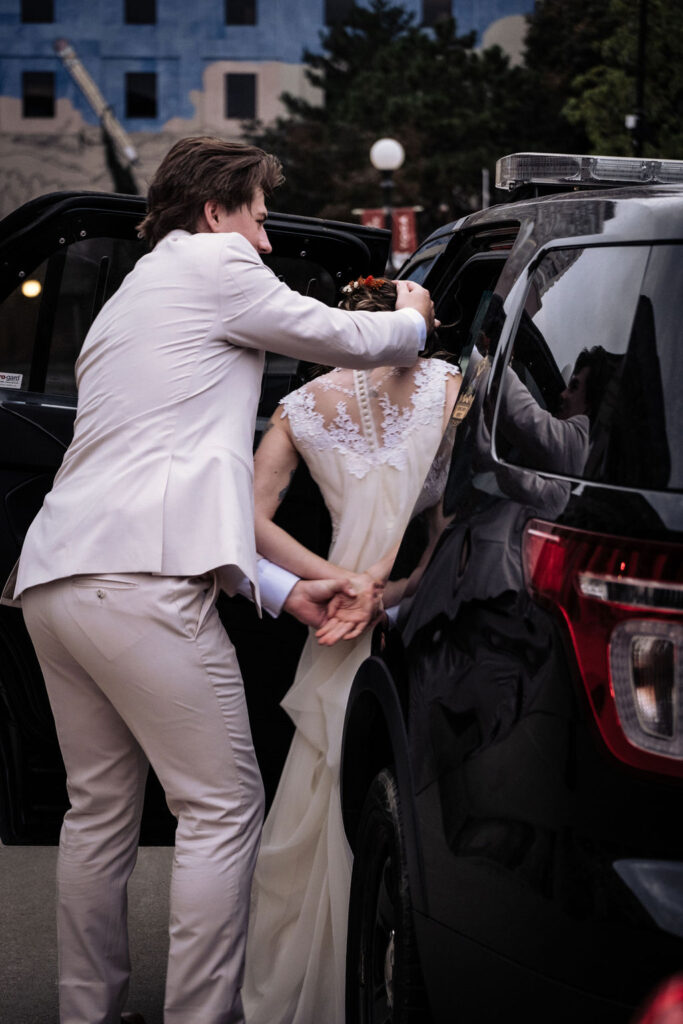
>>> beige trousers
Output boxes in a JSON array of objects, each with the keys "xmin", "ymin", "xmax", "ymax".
[{"xmin": 22, "ymin": 572, "xmax": 265, "ymax": 1024}]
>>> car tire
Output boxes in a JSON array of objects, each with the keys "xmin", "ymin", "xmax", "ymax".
[{"xmin": 346, "ymin": 768, "xmax": 432, "ymax": 1024}]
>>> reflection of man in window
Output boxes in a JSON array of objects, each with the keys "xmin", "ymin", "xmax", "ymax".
[
  {"xmin": 558, "ymin": 345, "xmax": 615, "ymax": 424},
  {"xmin": 558, "ymin": 361, "xmax": 590, "ymax": 420},
  {"xmin": 498, "ymin": 355, "xmax": 589, "ymax": 479},
  {"xmin": 498, "ymin": 343, "xmax": 617, "ymax": 477},
  {"xmin": 492, "ymin": 344, "xmax": 617, "ymax": 518}
]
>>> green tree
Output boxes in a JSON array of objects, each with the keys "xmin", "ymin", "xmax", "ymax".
[
  {"xmin": 246, "ymin": 1, "xmax": 526, "ymax": 228},
  {"xmin": 519, "ymin": 0, "xmax": 621, "ymax": 153},
  {"xmin": 563, "ymin": 0, "xmax": 683, "ymax": 157}
]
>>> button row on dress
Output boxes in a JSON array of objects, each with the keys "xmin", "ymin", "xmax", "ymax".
[{"xmin": 353, "ymin": 370, "xmax": 380, "ymax": 452}]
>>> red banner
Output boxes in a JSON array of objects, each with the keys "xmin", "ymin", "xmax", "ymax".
[
  {"xmin": 391, "ymin": 207, "xmax": 418, "ymax": 261},
  {"xmin": 358, "ymin": 207, "xmax": 419, "ymax": 269},
  {"xmin": 360, "ymin": 208, "xmax": 386, "ymax": 230}
]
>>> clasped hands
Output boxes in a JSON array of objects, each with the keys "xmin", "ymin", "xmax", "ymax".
[{"xmin": 283, "ymin": 572, "xmax": 385, "ymax": 646}]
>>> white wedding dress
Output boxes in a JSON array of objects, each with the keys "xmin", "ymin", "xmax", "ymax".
[{"xmin": 243, "ymin": 357, "xmax": 459, "ymax": 1024}]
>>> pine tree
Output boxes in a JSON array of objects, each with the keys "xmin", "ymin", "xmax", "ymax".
[{"xmin": 245, "ymin": 1, "xmax": 524, "ymax": 227}]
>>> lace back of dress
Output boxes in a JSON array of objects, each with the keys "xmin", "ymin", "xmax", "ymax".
[{"xmin": 281, "ymin": 360, "xmax": 452, "ymax": 479}]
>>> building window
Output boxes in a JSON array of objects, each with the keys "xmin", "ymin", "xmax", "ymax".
[
  {"xmin": 125, "ymin": 72, "xmax": 157, "ymax": 118},
  {"xmin": 225, "ymin": 73, "xmax": 256, "ymax": 119},
  {"xmin": 225, "ymin": 0, "xmax": 256, "ymax": 25},
  {"xmin": 21, "ymin": 0, "xmax": 54, "ymax": 22},
  {"xmin": 325, "ymin": 0, "xmax": 353, "ymax": 24},
  {"xmin": 124, "ymin": 0, "xmax": 156, "ymax": 24},
  {"xmin": 22, "ymin": 72, "xmax": 55, "ymax": 118},
  {"xmin": 422, "ymin": 0, "xmax": 451, "ymax": 25}
]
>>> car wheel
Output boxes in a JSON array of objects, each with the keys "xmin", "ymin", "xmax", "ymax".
[{"xmin": 346, "ymin": 768, "xmax": 432, "ymax": 1024}]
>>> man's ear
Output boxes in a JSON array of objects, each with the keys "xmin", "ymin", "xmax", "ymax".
[{"xmin": 201, "ymin": 199, "xmax": 223, "ymax": 233}]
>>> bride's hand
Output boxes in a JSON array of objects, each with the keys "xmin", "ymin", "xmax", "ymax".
[{"xmin": 315, "ymin": 572, "xmax": 384, "ymax": 646}]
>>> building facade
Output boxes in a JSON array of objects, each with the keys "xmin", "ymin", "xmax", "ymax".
[{"xmin": 0, "ymin": 0, "xmax": 532, "ymax": 216}]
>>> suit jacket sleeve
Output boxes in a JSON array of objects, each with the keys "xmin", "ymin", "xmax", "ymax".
[{"xmin": 215, "ymin": 235, "xmax": 421, "ymax": 368}]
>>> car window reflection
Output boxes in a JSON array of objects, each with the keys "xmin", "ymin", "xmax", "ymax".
[{"xmin": 495, "ymin": 244, "xmax": 678, "ymax": 493}]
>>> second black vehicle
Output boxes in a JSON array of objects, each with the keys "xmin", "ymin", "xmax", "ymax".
[{"xmin": 340, "ymin": 152, "xmax": 683, "ymax": 1024}]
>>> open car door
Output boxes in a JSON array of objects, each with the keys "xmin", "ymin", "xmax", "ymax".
[{"xmin": 0, "ymin": 191, "xmax": 391, "ymax": 844}]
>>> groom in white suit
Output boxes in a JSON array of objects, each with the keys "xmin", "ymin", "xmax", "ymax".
[{"xmin": 12, "ymin": 137, "xmax": 435, "ymax": 1024}]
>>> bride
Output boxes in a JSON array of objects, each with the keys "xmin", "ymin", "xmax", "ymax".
[{"xmin": 242, "ymin": 276, "xmax": 461, "ymax": 1024}]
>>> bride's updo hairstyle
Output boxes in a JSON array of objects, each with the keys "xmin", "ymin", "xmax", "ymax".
[
  {"xmin": 307, "ymin": 275, "xmax": 443, "ymax": 380},
  {"xmin": 338, "ymin": 274, "xmax": 446, "ymax": 362},
  {"xmin": 337, "ymin": 275, "xmax": 397, "ymax": 313},
  {"xmin": 306, "ymin": 276, "xmax": 399, "ymax": 379}
]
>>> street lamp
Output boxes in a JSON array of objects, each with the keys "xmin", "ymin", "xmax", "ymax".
[
  {"xmin": 370, "ymin": 137, "xmax": 405, "ymax": 271},
  {"xmin": 626, "ymin": 0, "xmax": 648, "ymax": 156}
]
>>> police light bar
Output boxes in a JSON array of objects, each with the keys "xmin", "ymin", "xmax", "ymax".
[{"xmin": 495, "ymin": 152, "xmax": 683, "ymax": 191}]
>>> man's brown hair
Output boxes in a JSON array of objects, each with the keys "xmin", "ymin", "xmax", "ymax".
[{"xmin": 137, "ymin": 136, "xmax": 284, "ymax": 246}]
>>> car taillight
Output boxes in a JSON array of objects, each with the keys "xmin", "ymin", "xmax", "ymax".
[
  {"xmin": 522, "ymin": 519, "xmax": 683, "ymax": 777},
  {"xmin": 632, "ymin": 972, "xmax": 683, "ymax": 1024}
]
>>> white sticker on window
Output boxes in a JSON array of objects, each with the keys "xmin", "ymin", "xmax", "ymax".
[{"xmin": 0, "ymin": 372, "xmax": 23, "ymax": 389}]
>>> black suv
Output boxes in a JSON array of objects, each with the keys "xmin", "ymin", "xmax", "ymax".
[
  {"xmin": 1, "ymin": 154, "xmax": 682, "ymax": 1023},
  {"xmin": 340, "ymin": 153, "xmax": 683, "ymax": 1023}
]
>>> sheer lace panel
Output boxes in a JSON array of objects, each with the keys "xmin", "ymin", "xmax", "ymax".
[{"xmin": 280, "ymin": 359, "xmax": 459, "ymax": 479}]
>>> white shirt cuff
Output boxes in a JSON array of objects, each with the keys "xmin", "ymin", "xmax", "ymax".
[
  {"xmin": 385, "ymin": 604, "xmax": 399, "ymax": 625},
  {"xmin": 235, "ymin": 557, "xmax": 299, "ymax": 617},
  {"xmin": 397, "ymin": 307, "xmax": 427, "ymax": 347}
]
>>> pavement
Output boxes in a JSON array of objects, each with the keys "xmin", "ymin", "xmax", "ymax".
[{"xmin": 0, "ymin": 844, "xmax": 174, "ymax": 1023}]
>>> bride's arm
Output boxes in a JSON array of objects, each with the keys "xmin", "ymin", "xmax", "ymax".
[
  {"xmin": 254, "ymin": 412, "xmax": 368, "ymax": 587},
  {"xmin": 363, "ymin": 543, "xmax": 400, "ymax": 589},
  {"xmin": 317, "ymin": 364, "xmax": 462, "ymax": 644}
]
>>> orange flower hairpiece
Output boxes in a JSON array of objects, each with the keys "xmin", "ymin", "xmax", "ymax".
[{"xmin": 340, "ymin": 275, "xmax": 387, "ymax": 295}]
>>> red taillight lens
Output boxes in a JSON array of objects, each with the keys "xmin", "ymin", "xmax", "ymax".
[
  {"xmin": 633, "ymin": 972, "xmax": 683, "ymax": 1024},
  {"xmin": 522, "ymin": 519, "xmax": 683, "ymax": 777}
]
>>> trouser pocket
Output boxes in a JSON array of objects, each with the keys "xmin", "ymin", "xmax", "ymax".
[
  {"xmin": 172, "ymin": 573, "xmax": 219, "ymax": 640},
  {"xmin": 69, "ymin": 575, "xmax": 150, "ymax": 661}
]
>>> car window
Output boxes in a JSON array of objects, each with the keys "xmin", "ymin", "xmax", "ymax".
[
  {"xmin": 0, "ymin": 235, "xmax": 145, "ymax": 398},
  {"xmin": 432, "ymin": 256, "xmax": 507, "ymax": 371},
  {"xmin": 400, "ymin": 240, "xmax": 447, "ymax": 286},
  {"xmin": 0, "ymin": 258, "xmax": 46, "ymax": 391},
  {"xmin": 494, "ymin": 243, "xmax": 682, "ymax": 493},
  {"xmin": 264, "ymin": 254, "xmax": 337, "ymax": 306}
]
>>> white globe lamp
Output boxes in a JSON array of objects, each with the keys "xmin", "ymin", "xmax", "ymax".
[{"xmin": 369, "ymin": 137, "xmax": 405, "ymax": 172}]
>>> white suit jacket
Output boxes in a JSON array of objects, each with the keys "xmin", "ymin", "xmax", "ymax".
[{"xmin": 14, "ymin": 230, "xmax": 422, "ymax": 609}]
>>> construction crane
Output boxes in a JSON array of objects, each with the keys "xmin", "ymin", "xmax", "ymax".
[{"xmin": 53, "ymin": 38, "xmax": 142, "ymax": 195}]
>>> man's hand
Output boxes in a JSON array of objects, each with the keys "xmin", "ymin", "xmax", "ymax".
[
  {"xmin": 315, "ymin": 576, "xmax": 384, "ymax": 647},
  {"xmin": 283, "ymin": 578, "xmax": 357, "ymax": 629},
  {"xmin": 395, "ymin": 280, "xmax": 439, "ymax": 335}
]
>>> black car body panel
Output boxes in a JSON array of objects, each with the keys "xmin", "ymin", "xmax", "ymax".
[
  {"xmin": 0, "ymin": 191, "xmax": 391, "ymax": 844},
  {"xmin": 341, "ymin": 182, "xmax": 683, "ymax": 1022}
]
